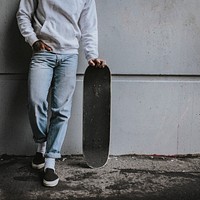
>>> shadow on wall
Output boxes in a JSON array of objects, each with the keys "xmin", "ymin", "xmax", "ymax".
[
  {"xmin": 0, "ymin": 1, "xmax": 34, "ymax": 155},
  {"xmin": 3, "ymin": 11, "xmax": 32, "ymax": 73}
]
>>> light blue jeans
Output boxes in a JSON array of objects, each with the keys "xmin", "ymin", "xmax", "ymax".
[{"xmin": 28, "ymin": 51, "xmax": 78, "ymax": 158}]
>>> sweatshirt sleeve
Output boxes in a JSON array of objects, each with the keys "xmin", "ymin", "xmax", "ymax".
[
  {"xmin": 79, "ymin": 0, "xmax": 99, "ymax": 61},
  {"xmin": 16, "ymin": 0, "xmax": 38, "ymax": 46}
]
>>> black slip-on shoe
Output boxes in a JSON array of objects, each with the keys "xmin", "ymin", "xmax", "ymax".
[
  {"xmin": 32, "ymin": 152, "xmax": 45, "ymax": 170},
  {"xmin": 43, "ymin": 168, "xmax": 59, "ymax": 187}
]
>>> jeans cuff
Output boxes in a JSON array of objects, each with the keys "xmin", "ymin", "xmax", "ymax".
[
  {"xmin": 34, "ymin": 137, "xmax": 47, "ymax": 144},
  {"xmin": 45, "ymin": 152, "xmax": 61, "ymax": 159}
]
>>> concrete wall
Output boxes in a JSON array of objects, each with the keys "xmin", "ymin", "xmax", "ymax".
[{"xmin": 1, "ymin": 0, "xmax": 200, "ymax": 156}]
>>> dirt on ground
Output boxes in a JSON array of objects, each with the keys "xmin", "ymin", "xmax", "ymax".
[{"xmin": 0, "ymin": 155, "xmax": 200, "ymax": 200}]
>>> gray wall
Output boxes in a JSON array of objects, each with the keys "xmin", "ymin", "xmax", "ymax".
[{"xmin": 1, "ymin": 0, "xmax": 200, "ymax": 156}]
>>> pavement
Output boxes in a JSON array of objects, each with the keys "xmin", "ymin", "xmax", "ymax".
[{"xmin": 0, "ymin": 154, "xmax": 200, "ymax": 200}]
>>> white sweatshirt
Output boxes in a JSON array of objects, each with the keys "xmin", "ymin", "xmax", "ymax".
[{"xmin": 16, "ymin": 0, "xmax": 98, "ymax": 61}]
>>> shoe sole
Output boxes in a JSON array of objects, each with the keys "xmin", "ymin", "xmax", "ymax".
[
  {"xmin": 32, "ymin": 162, "xmax": 45, "ymax": 170},
  {"xmin": 43, "ymin": 178, "xmax": 59, "ymax": 187}
]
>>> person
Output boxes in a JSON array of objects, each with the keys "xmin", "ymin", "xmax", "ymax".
[{"xmin": 16, "ymin": 0, "xmax": 106, "ymax": 187}]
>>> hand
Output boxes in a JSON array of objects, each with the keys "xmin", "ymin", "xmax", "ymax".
[
  {"xmin": 32, "ymin": 40, "xmax": 52, "ymax": 52},
  {"xmin": 88, "ymin": 58, "xmax": 106, "ymax": 68}
]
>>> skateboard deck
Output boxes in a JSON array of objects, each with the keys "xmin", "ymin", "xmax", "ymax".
[{"xmin": 83, "ymin": 65, "xmax": 111, "ymax": 168}]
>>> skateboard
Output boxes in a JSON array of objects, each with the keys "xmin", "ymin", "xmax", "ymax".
[{"xmin": 83, "ymin": 65, "xmax": 111, "ymax": 168}]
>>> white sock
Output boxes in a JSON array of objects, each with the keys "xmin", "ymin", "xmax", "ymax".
[
  {"xmin": 45, "ymin": 158, "xmax": 55, "ymax": 171},
  {"xmin": 37, "ymin": 142, "xmax": 46, "ymax": 155}
]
